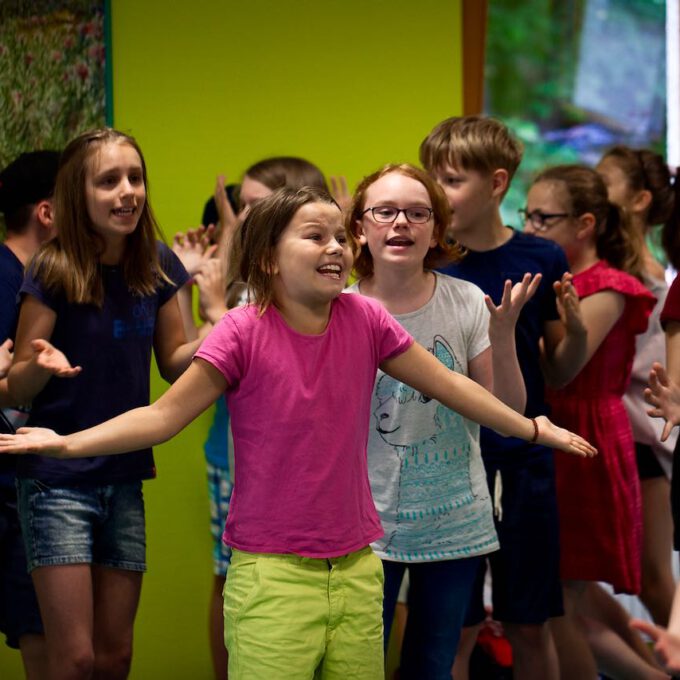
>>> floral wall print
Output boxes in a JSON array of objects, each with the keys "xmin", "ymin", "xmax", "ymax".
[{"xmin": 0, "ymin": 0, "xmax": 108, "ymax": 167}]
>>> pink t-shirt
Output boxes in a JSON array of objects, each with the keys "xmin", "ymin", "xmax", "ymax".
[{"xmin": 195, "ymin": 293, "xmax": 414, "ymax": 558}]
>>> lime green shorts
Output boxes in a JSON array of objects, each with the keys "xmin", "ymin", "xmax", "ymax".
[{"xmin": 224, "ymin": 546, "xmax": 384, "ymax": 679}]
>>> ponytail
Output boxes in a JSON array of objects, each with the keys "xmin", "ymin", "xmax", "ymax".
[{"xmin": 661, "ymin": 168, "xmax": 680, "ymax": 269}]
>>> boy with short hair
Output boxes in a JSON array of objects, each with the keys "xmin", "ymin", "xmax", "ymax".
[{"xmin": 420, "ymin": 116, "xmax": 588, "ymax": 679}]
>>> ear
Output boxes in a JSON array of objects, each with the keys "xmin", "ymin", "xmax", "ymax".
[
  {"xmin": 630, "ymin": 189, "xmax": 652, "ymax": 215},
  {"xmin": 575, "ymin": 212, "xmax": 597, "ymax": 241},
  {"xmin": 35, "ymin": 199, "xmax": 54, "ymax": 228},
  {"xmin": 491, "ymin": 169, "xmax": 509, "ymax": 198},
  {"xmin": 355, "ymin": 219, "xmax": 367, "ymax": 245}
]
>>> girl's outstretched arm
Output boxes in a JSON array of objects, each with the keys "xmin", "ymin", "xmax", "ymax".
[
  {"xmin": 0, "ymin": 358, "xmax": 227, "ymax": 458},
  {"xmin": 381, "ymin": 342, "xmax": 597, "ymax": 457}
]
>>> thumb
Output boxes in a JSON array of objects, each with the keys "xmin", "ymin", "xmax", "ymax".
[
  {"xmin": 30, "ymin": 338, "xmax": 49, "ymax": 353},
  {"xmin": 0, "ymin": 338, "xmax": 13, "ymax": 352},
  {"xmin": 630, "ymin": 618, "xmax": 662, "ymax": 641}
]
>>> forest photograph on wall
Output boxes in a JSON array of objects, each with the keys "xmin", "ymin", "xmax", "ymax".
[{"xmin": 0, "ymin": 0, "xmax": 108, "ymax": 168}]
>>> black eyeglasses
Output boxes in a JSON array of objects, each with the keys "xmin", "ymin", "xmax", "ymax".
[
  {"xmin": 518, "ymin": 208, "xmax": 571, "ymax": 232},
  {"xmin": 363, "ymin": 206, "xmax": 433, "ymax": 224}
]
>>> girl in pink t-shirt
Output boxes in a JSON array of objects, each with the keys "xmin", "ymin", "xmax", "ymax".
[{"xmin": 0, "ymin": 186, "xmax": 595, "ymax": 679}]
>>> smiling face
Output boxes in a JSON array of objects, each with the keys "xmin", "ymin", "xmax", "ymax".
[
  {"xmin": 85, "ymin": 141, "xmax": 145, "ymax": 249},
  {"xmin": 272, "ymin": 201, "xmax": 353, "ymax": 311},
  {"xmin": 357, "ymin": 172, "xmax": 436, "ymax": 272}
]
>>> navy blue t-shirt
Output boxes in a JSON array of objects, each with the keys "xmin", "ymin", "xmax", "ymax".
[
  {"xmin": 440, "ymin": 229, "xmax": 569, "ymax": 466},
  {"xmin": 16, "ymin": 242, "xmax": 189, "ymax": 485},
  {"xmin": 0, "ymin": 244, "xmax": 25, "ymax": 479}
]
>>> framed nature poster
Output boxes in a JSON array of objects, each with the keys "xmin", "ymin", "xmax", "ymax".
[{"xmin": 0, "ymin": 0, "xmax": 110, "ymax": 168}]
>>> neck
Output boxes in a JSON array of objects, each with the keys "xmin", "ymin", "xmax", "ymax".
[
  {"xmin": 569, "ymin": 243, "xmax": 599, "ymax": 274},
  {"xmin": 453, "ymin": 212, "xmax": 513, "ymax": 252},
  {"xmin": 100, "ymin": 237, "xmax": 125, "ymax": 265},
  {"xmin": 4, "ymin": 232, "xmax": 41, "ymax": 266},
  {"xmin": 274, "ymin": 297, "xmax": 332, "ymax": 335},
  {"xmin": 360, "ymin": 264, "xmax": 434, "ymax": 315}
]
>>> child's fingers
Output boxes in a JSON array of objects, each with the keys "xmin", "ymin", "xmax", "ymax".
[
  {"xmin": 630, "ymin": 618, "xmax": 662, "ymax": 641},
  {"xmin": 662, "ymin": 420, "xmax": 675, "ymax": 442},
  {"xmin": 0, "ymin": 338, "xmax": 13, "ymax": 352}
]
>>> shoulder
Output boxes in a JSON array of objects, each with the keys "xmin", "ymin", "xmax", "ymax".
[
  {"xmin": 505, "ymin": 229, "xmax": 568, "ymax": 267},
  {"xmin": 576, "ymin": 261, "xmax": 655, "ymax": 303},
  {"xmin": 156, "ymin": 240, "xmax": 190, "ymax": 289},
  {"xmin": 435, "ymin": 271, "xmax": 485, "ymax": 301}
]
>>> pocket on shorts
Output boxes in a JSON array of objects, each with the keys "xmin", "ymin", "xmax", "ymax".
[{"xmin": 223, "ymin": 551, "xmax": 261, "ymax": 626}]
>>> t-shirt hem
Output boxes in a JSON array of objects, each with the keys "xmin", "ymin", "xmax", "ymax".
[{"xmin": 373, "ymin": 537, "xmax": 499, "ymax": 563}]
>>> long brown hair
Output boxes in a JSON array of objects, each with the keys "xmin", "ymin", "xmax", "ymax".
[
  {"xmin": 29, "ymin": 128, "xmax": 168, "ymax": 306},
  {"xmin": 535, "ymin": 164, "xmax": 645, "ymax": 279},
  {"xmin": 600, "ymin": 145, "xmax": 680, "ymax": 269},
  {"xmin": 347, "ymin": 164, "xmax": 464, "ymax": 278}
]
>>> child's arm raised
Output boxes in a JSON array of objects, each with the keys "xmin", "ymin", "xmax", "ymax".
[
  {"xmin": 479, "ymin": 273, "xmax": 541, "ymax": 413},
  {"xmin": 0, "ymin": 358, "xmax": 227, "ymax": 458},
  {"xmin": 541, "ymin": 275, "xmax": 624, "ymax": 388},
  {"xmin": 381, "ymin": 341, "xmax": 596, "ymax": 456}
]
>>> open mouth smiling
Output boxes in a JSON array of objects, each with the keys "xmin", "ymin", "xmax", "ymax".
[
  {"xmin": 385, "ymin": 236, "xmax": 414, "ymax": 247},
  {"xmin": 317, "ymin": 263, "xmax": 342, "ymax": 279}
]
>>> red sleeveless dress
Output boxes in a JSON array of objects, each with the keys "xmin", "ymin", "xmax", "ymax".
[{"xmin": 547, "ymin": 260, "xmax": 655, "ymax": 593}]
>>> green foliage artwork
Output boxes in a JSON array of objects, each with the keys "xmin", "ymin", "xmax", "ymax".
[{"xmin": 0, "ymin": 0, "xmax": 107, "ymax": 168}]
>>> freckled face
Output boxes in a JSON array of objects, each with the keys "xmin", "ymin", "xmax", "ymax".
[{"xmin": 358, "ymin": 172, "xmax": 436, "ymax": 270}]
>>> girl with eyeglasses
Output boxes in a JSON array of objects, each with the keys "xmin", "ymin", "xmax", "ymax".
[
  {"xmin": 597, "ymin": 146, "xmax": 680, "ymax": 630},
  {"xmin": 346, "ymin": 163, "xmax": 545, "ymax": 678},
  {"xmin": 524, "ymin": 164, "xmax": 660, "ymax": 679}
]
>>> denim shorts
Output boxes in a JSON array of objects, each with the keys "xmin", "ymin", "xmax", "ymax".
[{"xmin": 17, "ymin": 478, "xmax": 146, "ymax": 572}]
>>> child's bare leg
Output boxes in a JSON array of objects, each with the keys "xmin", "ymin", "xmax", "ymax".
[
  {"xmin": 583, "ymin": 616, "xmax": 670, "ymax": 679},
  {"xmin": 32, "ymin": 564, "xmax": 95, "ymax": 680},
  {"xmin": 210, "ymin": 575, "xmax": 228, "ymax": 680},
  {"xmin": 582, "ymin": 582, "xmax": 663, "ymax": 669},
  {"xmin": 451, "ymin": 624, "xmax": 481, "ymax": 680},
  {"xmin": 19, "ymin": 633, "xmax": 48, "ymax": 680},
  {"xmin": 92, "ymin": 565, "xmax": 142, "ymax": 680},
  {"xmin": 504, "ymin": 621, "xmax": 559, "ymax": 680},
  {"xmin": 639, "ymin": 476, "xmax": 675, "ymax": 625},
  {"xmin": 550, "ymin": 581, "xmax": 598, "ymax": 680}
]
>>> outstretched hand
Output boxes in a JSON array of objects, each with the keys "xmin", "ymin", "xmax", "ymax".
[
  {"xmin": 0, "ymin": 338, "xmax": 13, "ymax": 379},
  {"xmin": 172, "ymin": 225, "xmax": 218, "ymax": 276},
  {"xmin": 486, "ymin": 273, "xmax": 542, "ymax": 336},
  {"xmin": 645, "ymin": 362, "xmax": 680, "ymax": 441},
  {"xmin": 554, "ymin": 273, "xmax": 586, "ymax": 336},
  {"xmin": 0, "ymin": 427, "xmax": 66, "ymax": 457},
  {"xmin": 534, "ymin": 415, "xmax": 597, "ymax": 458},
  {"xmin": 630, "ymin": 618, "xmax": 680, "ymax": 672},
  {"xmin": 32, "ymin": 339, "xmax": 81, "ymax": 378}
]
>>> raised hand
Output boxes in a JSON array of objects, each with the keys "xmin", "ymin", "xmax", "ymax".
[
  {"xmin": 645, "ymin": 362, "xmax": 680, "ymax": 441},
  {"xmin": 32, "ymin": 339, "xmax": 82, "ymax": 378},
  {"xmin": 194, "ymin": 258, "xmax": 228, "ymax": 324},
  {"xmin": 486, "ymin": 273, "xmax": 542, "ymax": 336},
  {"xmin": 534, "ymin": 415, "xmax": 597, "ymax": 458},
  {"xmin": 329, "ymin": 175, "xmax": 352, "ymax": 214},
  {"xmin": 172, "ymin": 225, "xmax": 218, "ymax": 276},
  {"xmin": 0, "ymin": 338, "xmax": 13, "ymax": 379},
  {"xmin": 554, "ymin": 272, "xmax": 586, "ymax": 336},
  {"xmin": 0, "ymin": 426, "xmax": 66, "ymax": 457}
]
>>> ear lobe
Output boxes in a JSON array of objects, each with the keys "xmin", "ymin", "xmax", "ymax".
[
  {"xmin": 491, "ymin": 169, "xmax": 509, "ymax": 197},
  {"xmin": 631, "ymin": 189, "xmax": 652, "ymax": 215},
  {"xmin": 575, "ymin": 212, "xmax": 597, "ymax": 240},
  {"xmin": 355, "ymin": 220, "xmax": 367, "ymax": 245},
  {"xmin": 36, "ymin": 200, "xmax": 54, "ymax": 228}
]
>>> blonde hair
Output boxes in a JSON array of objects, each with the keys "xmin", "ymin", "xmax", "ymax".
[
  {"xmin": 347, "ymin": 164, "xmax": 464, "ymax": 278},
  {"xmin": 420, "ymin": 116, "xmax": 523, "ymax": 185},
  {"xmin": 29, "ymin": 128, "xmax": 168, "ymax": 306}
]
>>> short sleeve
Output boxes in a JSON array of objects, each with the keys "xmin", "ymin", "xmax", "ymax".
[
  {"xmin": 156, "ymin": 242, "xmax": 190, "ymax": 307},
  {"xmin": 464, "ymin": 283, "xmax": 491, "ymax": 360},
  {"xmin": 661, "ymin": 276, "xmax": 680, "ymax": 327},
  {"xmin": 194, "ymin": 309, "xmax": 247, "ymax": 387}
]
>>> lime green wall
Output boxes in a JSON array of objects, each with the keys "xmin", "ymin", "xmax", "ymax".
[{"xmin": 1, "ymin": 1, "xmax": 462, "ymax": 677}]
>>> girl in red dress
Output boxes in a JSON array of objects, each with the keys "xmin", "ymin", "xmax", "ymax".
[{"xmin": 523, "ymin": 164, "xmax": 657, "ymax": 679}]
